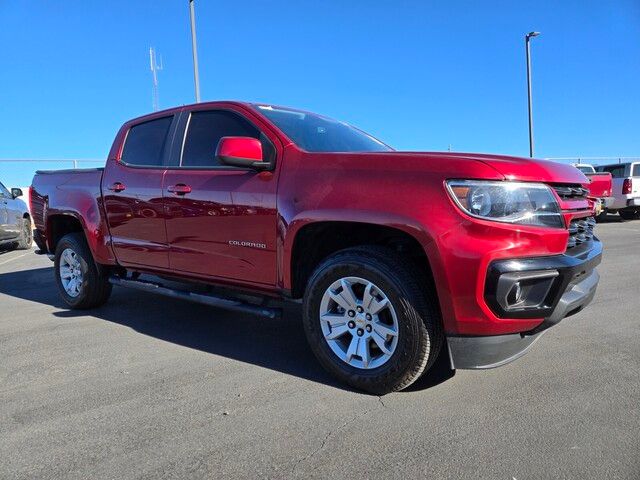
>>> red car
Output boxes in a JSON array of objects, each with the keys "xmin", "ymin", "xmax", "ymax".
[{"xmin": 30, "ymin": 102, "xmax": 602, "ymax": 394}]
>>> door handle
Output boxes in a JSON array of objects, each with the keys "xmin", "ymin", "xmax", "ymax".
[
  {"xmin": 108, "ymin": 182, "xmax": 126, "ymax": 192},
  {"xmin": 168, "ymin": 184, "xmax": 192, "ymax": 195}
]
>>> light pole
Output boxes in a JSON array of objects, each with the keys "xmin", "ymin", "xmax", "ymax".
[
  {"xmin": 525, "ymin": 31, "xmax": 540, "ymax": 158},
  {"xmin": 189, "ymin": 0, "xmax": 201, "ymax": 102}
]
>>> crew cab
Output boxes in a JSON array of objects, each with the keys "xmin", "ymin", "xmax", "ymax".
[
  {"xmin": 572, "ymin": 164, "xmax": 613, "ymax": 219},
  {"xmin": 595, "ymin": 162, "xmax": 640, "ymax": 220},
  {"xmin": 30, "ymin": 102, "xmax": 602, "ymax": 394}
]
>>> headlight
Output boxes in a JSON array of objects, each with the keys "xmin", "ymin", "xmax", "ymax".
[{"xmin": 445, "ymin": 180, "xmax": 564, "ymax": 228}]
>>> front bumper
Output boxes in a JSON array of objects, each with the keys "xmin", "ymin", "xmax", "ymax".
[{"xmin": 448, "ymin": 240, "xmax": 602, "ymax": 369}]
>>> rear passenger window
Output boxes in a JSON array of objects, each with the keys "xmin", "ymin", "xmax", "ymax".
[
  {"xmin": 181, "ymin": 111, "xmax": 260, "ymax": 168},
  {"xmin": 121, "ymin": 116, "xmax": 173, "ymax": 166},
  {"xmin": 601, "ymin": 165, "xmax": 626, "ymax": 178},
  {"xmin": 632, "ymin": 164, "xmax": 640, "ymax": 177}
]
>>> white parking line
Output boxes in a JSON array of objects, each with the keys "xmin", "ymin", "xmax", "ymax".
[{"xmin": 0, "ymin": 251, "xmax": 32, "ymax": 266}]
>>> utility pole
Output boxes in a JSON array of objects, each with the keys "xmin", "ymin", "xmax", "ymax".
[
  {"xmin": 149, "ymin": 47, "xmax": 163, "ymax": 111},
  {"xmin": 189, "ymin": 0, "xmax": 201, "ymax": 102},
  {"xmin": 525, "ymin": 31, "xmax": 540, "ymax": 158}
]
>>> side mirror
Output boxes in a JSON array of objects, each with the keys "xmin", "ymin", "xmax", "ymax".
[
  {"xmin": 11, "ymin": 188, "xmax": 23, "ymax": 199},
  {"xmin": 216, "ymin": 136, "xmax": 271, "ymax": 170}
]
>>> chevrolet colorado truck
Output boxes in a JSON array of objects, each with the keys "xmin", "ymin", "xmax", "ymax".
[{"xmin": 30, "ymin": 102, "xmax": 602, "ymax": 394}]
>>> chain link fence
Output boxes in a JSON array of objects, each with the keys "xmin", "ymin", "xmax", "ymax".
[
  {"xmin": 0, "ymin": 159, "xmax": 103, "ymax": 169},
  {"xmin": 3, "ymin": 157, "xmax": 639, "ymax": 188},
  {"xmin": 0, "ymin": 159, "xmax": 104, "ymax": 189},
  {"xmin": 545, "ymin": 157, "xmax": 640, "ymax": 166}
]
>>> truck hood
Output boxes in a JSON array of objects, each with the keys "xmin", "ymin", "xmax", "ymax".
[{"xmin": 425, "ymin": 152, "xmax": 589, "ymax": 185}]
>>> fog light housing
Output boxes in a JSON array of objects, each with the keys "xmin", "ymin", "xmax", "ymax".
[
  {"xmin": 506, "ymin": 282, "xmax": 524, "ymax": 307},
  {"xmin": 495, "ymin": 270, "xmax": 559, "ymax": 312}
]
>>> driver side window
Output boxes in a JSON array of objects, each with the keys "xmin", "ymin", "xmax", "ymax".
[{"xmin": 181, "ymin": 110, "xmax": 260, "ymax": 168}]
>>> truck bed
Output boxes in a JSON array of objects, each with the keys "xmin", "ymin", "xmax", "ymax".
[
  {"xmin": 30, "ymin": 167, "xmax": 107, "ymax": 256},
  {"xmin": 584, "ymin": 171, "xmax": 612, "ymax": 198}
]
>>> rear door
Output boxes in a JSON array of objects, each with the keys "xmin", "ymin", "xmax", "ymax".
[
  {"xmin": 102, "ymin": 114, "xmax": 180, "ymax": 269},
  {"xmin": 163, "ymin": 106, "xmax": 280, "ymax": 286},
  {"xmin": 599, "ymin": 164, "xmax": 628, "ymax": 195},
  {"xmin": 631, "ymin": 163, "xmax": 640, "ymax": 197}
]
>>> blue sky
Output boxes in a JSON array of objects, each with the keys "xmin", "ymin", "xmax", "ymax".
[{"xmin": 1, "ymin": 0, "xmax": 639, "ymax": 186}]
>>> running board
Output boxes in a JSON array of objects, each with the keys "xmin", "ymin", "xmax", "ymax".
[{"xmin": 108, "ymin": 276, "xmax": 281, "ymax": 319}]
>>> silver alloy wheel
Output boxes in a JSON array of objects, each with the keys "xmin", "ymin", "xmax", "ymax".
[
  {"xmin": 319, "ymin": 276, "xmax": 399, "ymax": 370},
  {"xmin": 59, "ymin": 248, "xmax": 83, "ymax": 298},
  {"xmin": 23, "ymin": 219, "xmax": 33, "ymax": 245}
]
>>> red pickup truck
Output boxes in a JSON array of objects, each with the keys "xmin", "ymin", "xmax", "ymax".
[
  {"xmin": 573, "ymin": 164, "xmax": 614, "ymax": 219},
  {"xmin": 31, "ymin": 101, "xmax": 602, "ymax": 394}
]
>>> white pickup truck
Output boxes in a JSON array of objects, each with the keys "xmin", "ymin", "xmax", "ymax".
[{"xmin": 595, "ymin": 162, "xmax": 640, "ymax": 220}]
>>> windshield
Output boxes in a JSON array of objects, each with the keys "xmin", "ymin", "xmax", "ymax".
[
  {"xmin": 253, "ymin": 105, "xmax": 392, "ymax": 153},
  {"xmin": 576, "ymin": 165, "xmax": 595, "ymax": 174}
]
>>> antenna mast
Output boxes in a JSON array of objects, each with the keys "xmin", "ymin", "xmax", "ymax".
[{"xmin": 149, "ymin": 47, "xmax": 163, "ymax": 111}]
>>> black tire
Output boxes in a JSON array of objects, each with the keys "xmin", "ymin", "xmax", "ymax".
[
  {"xmin": 302, "ymin": 246, "xmax": 443, "ymax": 395},
  {"xmin": 54, "ymin": 233, "xmax": 112, "ymax": 309},
  {"xmin": 16, "ymin": 217, "xmax": 33, "ymax": 250},
  {"xmin": 619, "ymin": 209, "xmax": 640, "ymax": 220}
]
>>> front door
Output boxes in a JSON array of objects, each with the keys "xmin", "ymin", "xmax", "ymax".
[
  {"xmin": 0, "ymin": 182, "xmax": 20, "ymax": 241},
  {"xmin": 163, "ymin": 108, "xmax": 279, "ymax": 286},
  {"xmin": 102, "ymin": 114, "xmax": 178, "ymax": 269}
]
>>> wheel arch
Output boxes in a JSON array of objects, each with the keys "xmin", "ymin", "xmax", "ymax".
[
  {"xmin": 46, "ymin": 213, "xmax": 88, "ymax": 255},
  {"xmin": 286, "ymin": 217, "xmax": 439, "ymax": 307}
]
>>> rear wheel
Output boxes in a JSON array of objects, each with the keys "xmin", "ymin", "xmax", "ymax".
[
  {"xmin": 302, "ymin": 246, "xmax": 443, "ymax": 395},
  {"xmin": 619, "ymin": 209, "xmax": 640, "ymax": 220},
  {"xmin": 54, "ymin": 233, "xmax": 112, "ymax": 309},
  {"xmin": 16, "ymin": 217, "xmax": 33, "ymax": 250}
]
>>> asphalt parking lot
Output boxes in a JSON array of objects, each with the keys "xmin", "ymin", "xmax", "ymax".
[{"xmin": 1, "ymin": 217, "xmax": 639, "ymax": 480}]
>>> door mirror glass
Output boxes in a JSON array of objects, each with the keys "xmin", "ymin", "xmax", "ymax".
[
  {"xmin": 215, "ymin": 136, "xmax": 270, "ymax": 169},
  {"xmin": 11, "ymin": 188, "xmax": 23, "ymax": 198}
]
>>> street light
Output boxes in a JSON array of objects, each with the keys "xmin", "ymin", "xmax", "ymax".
[
  {"xmin": 189, "ymin": 0, "xmax": 201, "ymax": 102},
  {"xmin": 525, "ymin": 31, "xmax": 540, "ymax": 158}
]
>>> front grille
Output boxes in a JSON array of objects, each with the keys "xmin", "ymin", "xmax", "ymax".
[
  {"xmin": 553, "ymin": 184, "xmax": 589, "ymax": 200},
  {"xmin": 567, "ymin": 216, "xmax": 596, "ymax": 249}
]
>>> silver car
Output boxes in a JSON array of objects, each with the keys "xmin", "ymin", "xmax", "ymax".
[{"xmin": 0, "ymin": 181, "xmax": 32, "ymax": 250}]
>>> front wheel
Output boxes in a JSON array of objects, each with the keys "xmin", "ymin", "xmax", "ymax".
[
  {"xmin": 16, "ymin": 217, "xmax": 33, "ymax": 249},
  {"xmin": 54, "ymin": 233, "xmax": 112, "ymax": 309},
  {"xmin": 595, "ymin": 210, "xmax": 608, "ymax": 222},
  {"xmin": 619, "ymin": 209, "xmax": 640, "ymax": 220},
  {"xmin": 302, "ymin": 246, "xmax": 443, "ymax": 395}
]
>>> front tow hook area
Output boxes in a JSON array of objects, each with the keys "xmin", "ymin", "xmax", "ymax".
[{"xmin": 448, "ymin": 262, "xmax": 600, "ymax": 370}]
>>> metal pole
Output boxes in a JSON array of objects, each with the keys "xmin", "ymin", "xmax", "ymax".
[
  {"xmin": 189, "ymin": 0, "xmax": 201, "ymax": 102},
  {"xmin": 150, "ymin": 47, "xmax": 160, "ymax": 111},
  {"xmin": 525, "ymin": 32, "xmax": 540, "ymax": 158}
]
